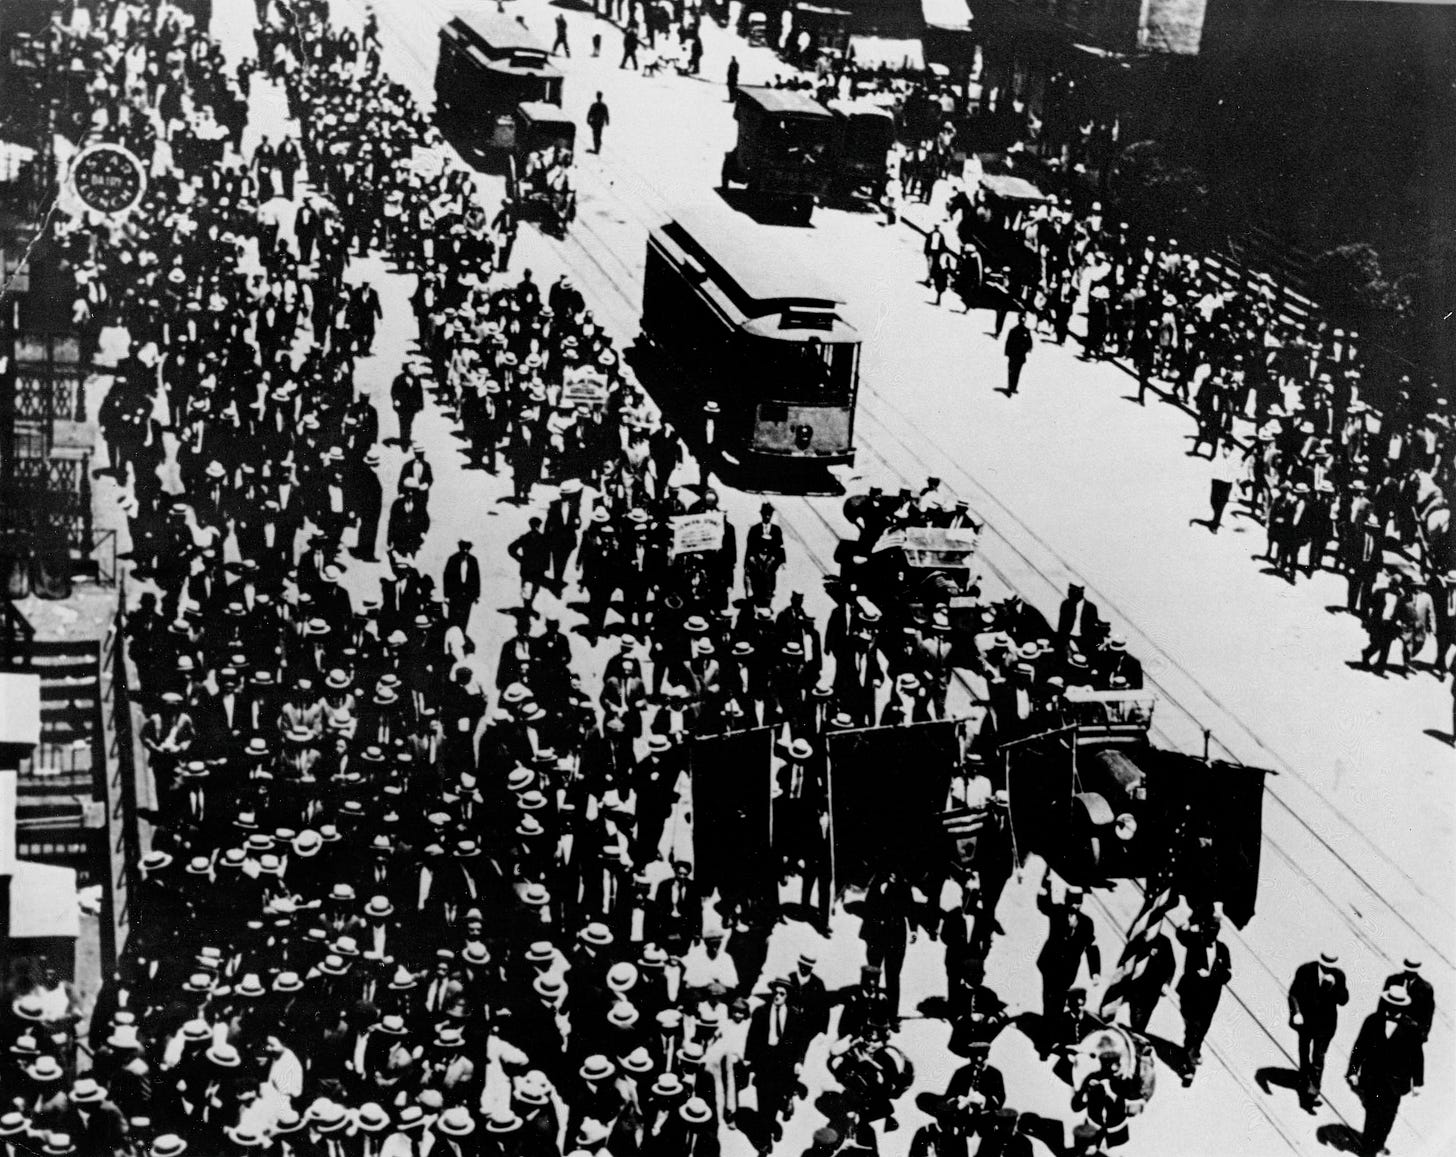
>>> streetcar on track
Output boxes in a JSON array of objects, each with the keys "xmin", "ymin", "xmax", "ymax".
[
  {"xmin": 434, "ymin": 13, "xmax": 563, "ymax": 149},
  {"xmin": 639, "ymin": 206, "xmax": 861, "ymax": 481}
]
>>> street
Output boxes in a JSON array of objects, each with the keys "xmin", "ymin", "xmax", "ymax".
[
  {"xmin": 229, "ymin": 2, "xmax": 1453, "ymax": 1154},
  {"xmin": 29, "ymin": 1, "xmax": 1440, "ymax": 1155}
]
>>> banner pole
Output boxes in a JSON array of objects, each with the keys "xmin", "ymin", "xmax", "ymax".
[{"xmin": 824, "ymin": 734, "xmax": 837, "ymax": 904}]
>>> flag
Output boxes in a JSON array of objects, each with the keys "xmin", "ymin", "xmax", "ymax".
[{"xmin": 1099, "ymin": 882, "xmax": 1179, "ymax": 1022}]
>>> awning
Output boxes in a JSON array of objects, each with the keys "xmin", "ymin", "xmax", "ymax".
[
  {"xmin": 849, "ymin": 35, "xmax": 924, "ymax": 70},
  {"xmin": 0, "ymin": 675, "xmax": 41, "ymax": 749},
  {"xmin": 922, "ymin": 0, "xmax": 971, "ymax": 29},
  {"xmin": 872, "ymin": 526, "xmax": 980, "ymax": 567},
  {"xmin": 9, "ymin": 860, "xmax": 80, "ymax": 940},
  {"xmin": 979, "ymin": 173, "xmax": 1050, "ymax": 203}
]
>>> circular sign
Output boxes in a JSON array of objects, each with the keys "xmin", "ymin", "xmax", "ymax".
[{"xmin": 69, "ymin": 143, "xmax": 146, "ymax": 215}]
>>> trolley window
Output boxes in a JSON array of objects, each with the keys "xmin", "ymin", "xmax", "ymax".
[{"xmin": 755, "ymin": 337, "xmax": 855, "ymax": 403}]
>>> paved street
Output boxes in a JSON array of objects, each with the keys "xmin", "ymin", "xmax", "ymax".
[{"xmin": 174, "ymin": 0, "xmax": 1455, "ymax": 1152}]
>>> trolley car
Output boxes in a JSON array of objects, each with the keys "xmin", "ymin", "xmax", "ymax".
[
  {"xmin": 641, "ymin": 207, "xmax": 861, "ymax": 474},
  {"xmin": 434, "ymin": 14, "xmax": 563, "ymax": 149}
]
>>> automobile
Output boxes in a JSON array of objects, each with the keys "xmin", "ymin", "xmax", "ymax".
[
  {"xmin": 720, "ymin": 85, "xmax": 837, "ymax": 223},
  {"xmin": 507, "ymin": 102, "xmax": 577, "ymax": 235},
  {"xmin": 828, "ymin": 98, "xmax": 896, "ymax": 202}
]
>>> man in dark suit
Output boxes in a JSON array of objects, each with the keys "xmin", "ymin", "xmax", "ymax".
[
  {"xmin": 646, "ymin": 860, "xmax": 702, "ymax": 956},
  {"xmin": 1004, "ymin": 314, "xmax": 1033, "ymax": 394},
  {"xmin": 398, "ymin": 444, "xmax": 434, "ymax": 496},
  {"xmin": 972, "ymin": 793, "xmax": 1016, "ymax": 952},
  {"xmin": 62, "ymin": 1077, "xmax": 130, "ymax": 1155},
  {"xmin": 530, "ymin": 618, "xmax": 574, "ymax": 711},
  {"xmin": 390, "ymin": 366, "xmax": 424, "ymax": 447},
  {"xmin": 699, "ymin": 491, "xmax": 736, "ymax": 608},
  {"xmin": 943, "ymin": 1040, "xmax": 1006, "ymax": 1122},
  {"xmin": 995, "ymin": 592, "xmax": 1053, "ymax": 643},
  {"xmin": 442, "ymin": 540, "xmax": 481, "ymax": 632},
  {"xmin": 1176, "ymin": 917, "xmax": 1232, "ymax": 1083},
  {"xmin": 1036, "ymin": 881, "xmax": 1100, "ymax": 1024},
  {"xmin": 744, "ymin": 503, "xmax": 786, "ymax": 606},
  {"xmin": 1347, "ymin": 986, "xmax": 1425, "ymax": 1156},
  {"xmin": 831, "ymin": 625, "xmax": 884, "ymax": 726},
  {"xmin": 543, "ymin": 480, "xmax": 585, "ymax": 592},
  {"xmin": 348, "ymin": 448, "xmax": 383, "ymax": 562},
  {"xmin": 1094, "ymin": 637, "xmax": 1144, "ymax": 691},
  {"xmin": 860, "ymin": 871, "xmax": 913, "ymax": 1022},
  {"xmin": 496, "ymin": 612, "xmax": 535, "ymax": 692},
  {"xmin": 1288, "ymin": 950, "xmax": 1349, "ymax": 1111},
  {"xmin": 508, "ymin": 975, "xmax": 572, "ymax": 1084},
  {"xmin": 746, "ymin": 981, "xmax": 801, "ymax": 1143},
  {"xmin": 198, "ymin": 666, "xmax": 248, "ymax": 757},
  {"xmin": 508, "ymin": 518, "xmax": 551, "ymax": 612},
  {"xmin": 988, "ymin": 662, "xmax": 1038, "ymax": 743},
  {"xmin": 1381, "ymin": 956, "xmax": 1434, "ymax": 1045},
  {"xmin": 783, "ymin": 952, "xmax": 830, "ymax": 1054},
  {"xmin": 1056, "ymin": 583, "xmax": 1098, "ymax": 656}
]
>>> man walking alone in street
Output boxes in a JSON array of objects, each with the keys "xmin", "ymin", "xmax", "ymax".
[
  {"xmin": 1004, "ymin": 314, "xmax": 1033, "ymax": 395},
  {"xmin": 587, "ymin": 92, "xmax": 610, "ymax": 154},
  {"xmin": 552, "ymin": 13, "xmax": 570, "ymax": 56}
]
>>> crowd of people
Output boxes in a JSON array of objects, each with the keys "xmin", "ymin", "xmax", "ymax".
[
  {"xmin": 1, "ymin": 1, "xmax": 1442, "ymax": 1157},
  {"xmin": 914, "ymin": 162, "xmax": 1455, "ymax": 695}
]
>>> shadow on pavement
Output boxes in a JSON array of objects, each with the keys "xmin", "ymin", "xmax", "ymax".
[
  {"xmin": 1315, "ymin": 1122, "xmax": 1367, "ymax": 1153},
  {"xmin": 713, "ymin": 185, "xmax": 816, "ymax": 227},
  {"xmin": 1254, "ymin": 1065, "xmax": 1305, "ymax": 1098},
  {"xmin": 1140, "ymin": 1031, "xmax": 1190, "ymax": 1075},
  {"xmin": 1019, "ymin": 1110, "xmax": 1069, "ymax": 1156}
]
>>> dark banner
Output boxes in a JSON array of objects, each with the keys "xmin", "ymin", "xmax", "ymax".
[
  {"xmin": 1003, "ymin": 733, "xmax": 1078, "ymax": 871},
  {"xmin": 690, "ymin": 727, "xmax": 774, "ymax": 902},
  {"xmin": 1159, "ymin": 756, "xmax": 1268, "ymax": 930},
  {"xmin": 828, "ymin": 719, "xmax": 957, "ymax": 891}
]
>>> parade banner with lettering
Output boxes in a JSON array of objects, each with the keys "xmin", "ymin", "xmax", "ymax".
[
  {"xmin": 690, "ymin": 727, "xmax": 774, "ymax": 901},
  {"xmin": 827, "ymin": 718, "xmax": 958, "ymax": 891},
  {"xmin": 562, "ymin": 366, "xmax": 611, "ymax": 406},
  {"xmin": 670, "ymin": 511, "xmax": 725, "ymax": 558}
]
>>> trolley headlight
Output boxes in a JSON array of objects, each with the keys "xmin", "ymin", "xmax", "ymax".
[{"xmin": 794, "ymin": 424, "xmax": 813, "ymax": 451}]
